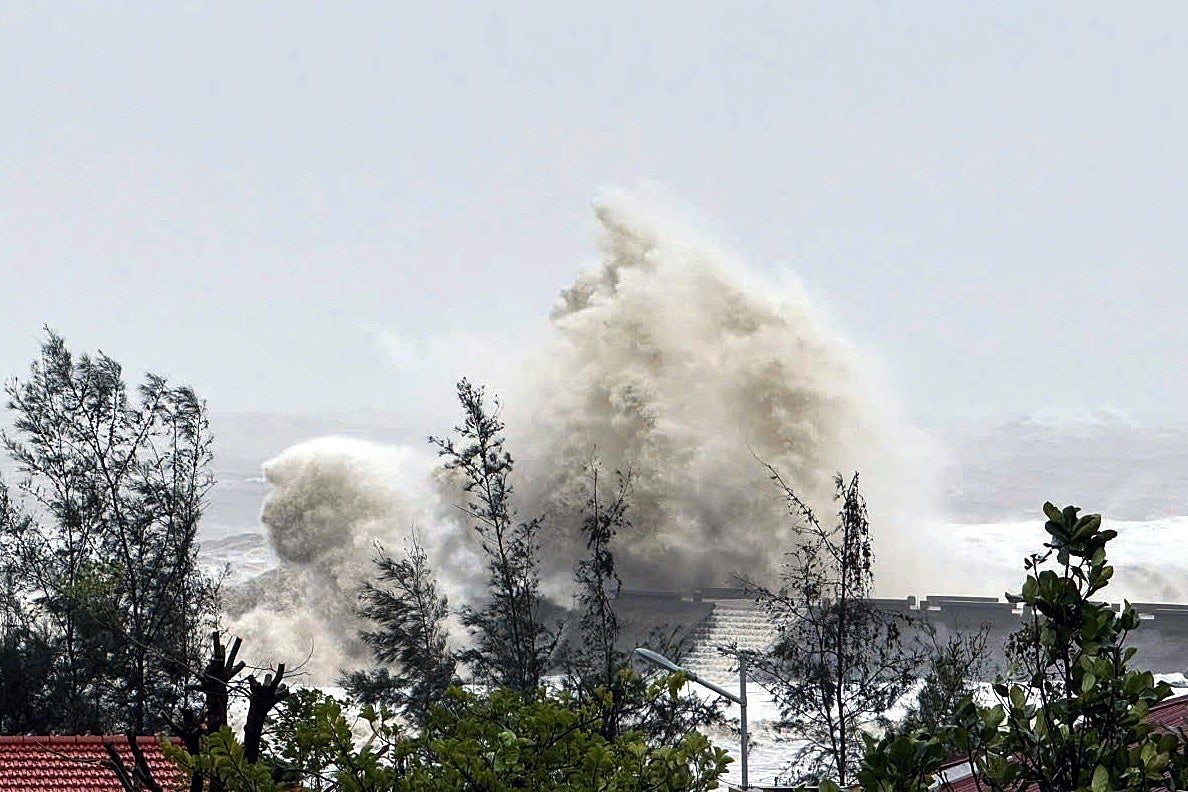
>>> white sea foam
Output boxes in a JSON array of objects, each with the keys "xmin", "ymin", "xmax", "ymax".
[{"xmin": 227, "ymin": 191, "xmax": 940, "ymax": 678}]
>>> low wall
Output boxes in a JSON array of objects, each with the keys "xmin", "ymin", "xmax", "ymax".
[{"xmin": 611, "ymin": 590, "xmax": 1188, "ymax": 674}]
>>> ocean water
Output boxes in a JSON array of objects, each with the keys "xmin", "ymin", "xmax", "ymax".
[{"xmin": 201, "ymin": 410, "xmax": 1188, "ymax": 603}]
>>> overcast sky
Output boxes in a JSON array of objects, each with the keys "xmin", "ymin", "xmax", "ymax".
[{"xmin": 3, "ymin": 3, "xmax": 1186, "ymax": 430}]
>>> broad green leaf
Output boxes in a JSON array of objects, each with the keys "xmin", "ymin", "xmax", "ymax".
[{"xmin": 1092, "ymin": 764, "xmax": 1108, "ymax": 792}]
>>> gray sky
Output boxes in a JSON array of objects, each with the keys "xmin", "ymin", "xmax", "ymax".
[{"xmin": 3, "ymin": 2, "xmax": 1186, "ymax": 429}]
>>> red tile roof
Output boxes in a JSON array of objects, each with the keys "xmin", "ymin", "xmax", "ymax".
[
  {"xmin": 0, "ymin": 736, "xmax": 185, "ymax": 791},
  {"xmin": 1149, "ymin": 693, "xmax": 1188, "ymax": 731}
]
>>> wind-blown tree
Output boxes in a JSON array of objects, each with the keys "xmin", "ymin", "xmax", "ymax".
[
  {"xmin": 0, "ymin": 331, "xmax": 217, "ymax": 733},
  {"xmin": 742, "ymin": 470, "xmax": 922, "ymax": 788},
  {"xmin": 429, "ymin": 378, "xmax": 554, "ymax": 692},
  {"xmin": 341, "ymin": 534, "xmax": 456, "ymax": 726}
]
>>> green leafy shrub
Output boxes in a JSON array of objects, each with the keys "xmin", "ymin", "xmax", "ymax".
[
  {"xmin": 857, "ymin": 503, "xmax": 1188, "ymax": 792},
  {"xmin": 170, "ymin": 675, "xmax": 730, "ymax": 792}
]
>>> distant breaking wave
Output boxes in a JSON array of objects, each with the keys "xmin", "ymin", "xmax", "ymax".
[{"xmin": 227, "ymin": 190, "xmax": 936, "ymax": 679}]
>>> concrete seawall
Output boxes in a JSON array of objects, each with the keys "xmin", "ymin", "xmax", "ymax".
[{"xmin": 617, "ymin": 589, "xmax": 1188, "ymax": 675}]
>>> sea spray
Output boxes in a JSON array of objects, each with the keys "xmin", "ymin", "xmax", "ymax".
[
  {"xmin": 227, "ymin": 438, "xmax": 475, "ymax": 679},
  {"xmin": 227, "ymin": 191, "xmax": 936, "ymax": 678},
  {"xmin": 507, "ymin": 195, "xmax": 933, "ymax": 594}
]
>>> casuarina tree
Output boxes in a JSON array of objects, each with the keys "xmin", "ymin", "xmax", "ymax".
[
  {"xmin": 429, "ymin": 378, "xmax": 555, "ymax": 692},
  {"xmin": 0, "ymin": 330, "xmax": 217, "ymax": 733},
  {"xmin": 743, "ymin": 469, "xmax": 922, "ymax": 787},
  {"xmin": 341, "ymin": 533, "xmax": 456, "ymax": 726}
]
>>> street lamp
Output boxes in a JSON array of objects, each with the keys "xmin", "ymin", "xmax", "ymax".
[{"xmin": 633, "ymin": 647, "xmax": 750, "ymax": 790}]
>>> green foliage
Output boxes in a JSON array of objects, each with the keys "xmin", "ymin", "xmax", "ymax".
[
  {"xmin": 566, "ymin": 462, "xmax": 630, "ymax": 696},
  {"xmin": 853, "ymin": 730, "xmax": 951, "ymax": 792},
  {"xmin": 746, "ymin": 471, "xmax": 922, "ymax": 787},
  {"xmin": 0, "ymin": 547, "xmax": 56, "ymax": 732},
  {"xmin": 0, "ymin": 330, "xmax": 217, "ymax": 733},
  {"xmin": 556, "ymin": 460, "xmax": 723, "ymax": 749},
  {"xmin": 559, "ymin": 459, "xmax": 637, "ymax": 740},
  {"xmin": 331, "ymin": 385, "xmax": 720, "ymax": 791},
  {"xmin": 166, "ymin": 690, "xmax": 394, "ymax": 792},
  {"xmin": 405, "ymin": 684, "xmax": 729, "ymax": 791},
  {"xmin": 341, "ymin": 534, "xmax": 457, "ymax": 727},
  {"xmin": 429, "ymin": 378, "xmax": 556, "ymax": 692},
  {"xmin": 859, "ymin": 502, "xmax": 1188, "ymax": 792},
  {"xmin": 167, "ymin": 728, "xmax": 277, "ymax": 792},
  {"xmin": 170, "ymin": 680, "xmax": 731, "ymax": 792}
]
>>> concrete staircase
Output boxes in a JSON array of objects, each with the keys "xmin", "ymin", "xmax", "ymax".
[{"xmin": 682, "ymin": 600, "xmax": 777, "ymax": 679}]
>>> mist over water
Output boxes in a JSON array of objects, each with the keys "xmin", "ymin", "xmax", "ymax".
[
  {"xmin": 505, "ymin": 195, "xmax": 934, "ymax": 593},
  {"xmin": 228, "ymin": 192, "xmax": 938, "ymax": 677}
]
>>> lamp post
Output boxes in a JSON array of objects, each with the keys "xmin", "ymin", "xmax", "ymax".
[{"xmin": 633, "ymin": 647, "xmax": 749, "ymax": 790}]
